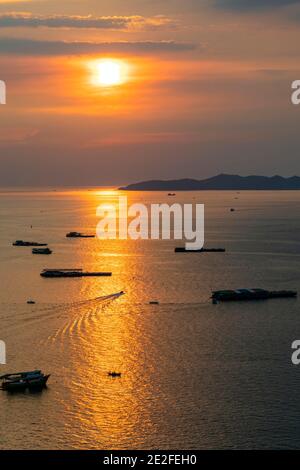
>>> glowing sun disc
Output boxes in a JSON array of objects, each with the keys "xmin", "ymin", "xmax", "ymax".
[{"xmin": 90, "ymin": 59, "xmax": 127, "ymax": 87}]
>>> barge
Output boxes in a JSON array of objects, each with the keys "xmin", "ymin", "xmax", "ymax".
[
  {"xmin": 175, "ymin": 247, "xmax": 225, "ymax": 253},
  {"xmin": 13, "ymin": 240, "xmax": 47, "ymax": 247},
  {"xmin": 212, "ymin": 288, "xmax": 297, "ymax": 302},
  {"xmin": 40, "ymin": 268, "xmax": 112, "ymax": 278}
]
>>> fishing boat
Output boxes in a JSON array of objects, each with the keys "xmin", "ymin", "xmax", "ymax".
[
  {"xmin": 0, "ymin": 370, "xmax": 50, "ymax": 392},
  {"xmin": 108, "ymin": 372, "xmax": 122, "ymax": 378},
  {"xmin": 212, "ymin": 288, "xmax": 297, "ymax": 302},
  {"xmin": 32, "ymin": 247, "xmax": 52, "ymax": 255},
  {"xmin": 175, "ymin": 247, "xmax": 225, "ymax": 253},
  {"xmin": 40, "ymin": 268, "xmax": 112, "ymax": 278},
  {"xmin": 66, "ymin": 232, "xmax": 95, "ymax": 238},
  {"xmin": 13, "ymin": 240, "xmax": 48, "ymax": 247}
]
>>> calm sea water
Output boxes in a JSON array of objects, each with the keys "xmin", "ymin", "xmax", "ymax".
[{"xmin": 0, "ymin": 189, "xmax": 300, "ymax": 450}]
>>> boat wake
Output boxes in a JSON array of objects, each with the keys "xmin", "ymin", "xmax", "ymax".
[{"xmin": 44, "ymin": 291, "xmax": 125, "ymax": 345}]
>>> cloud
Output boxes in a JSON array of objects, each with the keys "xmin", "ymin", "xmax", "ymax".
[
  {"xmin": 0, "ymin": 13, "xmax": 177, "ymax": 30},
  {"xmin": 215, "ymin": 0, "xmax": 300, "ymax": 10},
  {"xmin": 0, "ymin": 37, "xmax": 196, "ymax": 55}
]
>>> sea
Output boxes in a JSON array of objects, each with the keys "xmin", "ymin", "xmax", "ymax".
[{"xmin": 0, "ymin": 189, "xmax": 299, "ymax": 449}]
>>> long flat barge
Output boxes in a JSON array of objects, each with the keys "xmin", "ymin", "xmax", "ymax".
[
  {"xmin": 175, "ymin": 247, "xmax": 225, "ymax": 253},
  {"xmin": 212, "ymin": 288, "xmax": 297, "ymax": 302},
  {"xmin": 13, "ymin": 240, "xmax": 48, "ymax": 247},
  {"xmin": 40, "ymin": 269, "xmax": 112, "ymax": 278}
]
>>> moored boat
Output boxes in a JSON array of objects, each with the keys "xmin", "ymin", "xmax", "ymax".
[
  {"xmin": 32, "ymin": 247, "xmax": 52, "ymax": 255},
  {"xmin": 13, "ymin": 240, "xmax": 48, "ymax": 247},
  {"xmin": 40, "ymin": 268, "xmax": 112, "ymax": 278},
  {"xmin": 0, "ymin": 370, "xmax": 50, "ymax": 392},
  {"xmin": 175, "ymin": 247, "xmax": 225, "ymax": 253},
  {"xmin": 212, "ymin": 288, "xmax": 297, "ymax": 302}
]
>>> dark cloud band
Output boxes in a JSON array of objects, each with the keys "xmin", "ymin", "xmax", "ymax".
[
  {"xmin": 0, "ymin": 13, "xmax": 176, "ymax": 30},
  {"xmin": 0, "ymin": 38, "xmax": 196, "ymax": 55}
]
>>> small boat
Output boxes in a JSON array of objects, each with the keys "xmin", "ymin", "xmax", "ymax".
[
  {"xmin": 230, "ymin": 208, "xmax": 235, "ymax": 212},
  {"xmin": 168, "ymin": 193, "xmax": 176, "ymax": 196},
  {"xmin": 66, "ymin": 232, "xmax": 95, "ymax": 238},
  {"xmin": 0, "ymin": 370, "xmax": 50, "ymax": 392},
  {"xmin": 32, "ymin": 248, "xmax": 52, "ymax": 255},
  {"xmin": 212, "ymin": 288, "xmax": 297, "ymax": 302},
  {"xmin": 13, "ymin": 240, "xmax": 47, "ymax": 247},
  {"xmin": 149, "ymin": 301, "xmax": 160, "ymax": 305},
  {"xmin": 175, "ymin": 247, "xmax": 225, "ymax": 253},
  {"xmin": 40, "ymin": 268, "xmax": 112, "ymax": 278},
  {"xmin": 108, "ymin": 372, "xmax": 121, "ymax": 378},
  {"xmin": 27, "ymin": 300, "xmax": 36, "ymax": 305}
]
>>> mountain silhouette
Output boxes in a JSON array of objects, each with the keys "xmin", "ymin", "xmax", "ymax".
[{"xmin": 120, "ymin": 174, "xmax": 300, "ymax": 191}]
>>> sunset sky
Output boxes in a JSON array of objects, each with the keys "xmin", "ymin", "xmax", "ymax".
[{"xmin": 0, "ymin": 0, "xmax": 300, "ymax": 186}]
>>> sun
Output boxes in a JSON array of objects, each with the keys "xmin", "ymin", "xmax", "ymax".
[
  {"xmin": 90, "ymin": 59, "xmax": 128, "ymax": 87},
  {"xmin": 97, "ymin": 60, "xmax": 121, "ymax": 86}
]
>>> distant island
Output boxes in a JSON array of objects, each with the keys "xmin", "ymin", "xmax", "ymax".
[{"xmin": 120, "ymin": 174, "xmax": 300, "ymax": 191}]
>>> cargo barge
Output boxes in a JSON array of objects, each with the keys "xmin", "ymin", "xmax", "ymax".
[
  {"xmin": 175, "ymin": 247, "xmax": 225, "ymax": 253},
  {"xmin": 212, "ymin": 288, "xmax": 297, "ymax": 302},
  {"xmin": 13, "ymin": 240, "xmax": 48, "ymax": 247},
  {"xmin": 40, "ymin": 269, "xmax": 112, "ymax": 278}
]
